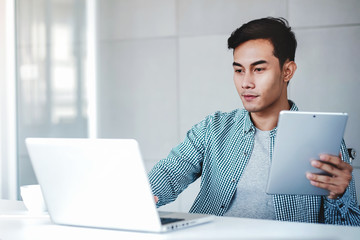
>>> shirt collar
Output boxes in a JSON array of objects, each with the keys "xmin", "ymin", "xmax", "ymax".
[
  {"xmin": 242, "ymin": 100, "xmax": 299, "ymax": 135},
  {"xmin": 289, "ymin": 100, "xmax": 298, "ymax": 111},
  {"xmin": 243, "ymin": 111, "xmax": 255, "ymax": 134}
]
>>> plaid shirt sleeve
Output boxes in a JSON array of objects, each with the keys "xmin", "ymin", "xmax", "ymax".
[
  {"xmin": 148, "ymin": 114, "xmax": 209, "ymax": 207},
  {"xmin": 322, "ymin": 140, "xmax": 360, "ymax": 225}
]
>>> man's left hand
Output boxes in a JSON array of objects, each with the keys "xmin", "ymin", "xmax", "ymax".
[{"xmin": 306, "ymin": 154, "xmax": 353, "ymax": 199}]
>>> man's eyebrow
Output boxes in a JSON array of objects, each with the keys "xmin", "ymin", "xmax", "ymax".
[
  {"xmin": 251, "ymin": 60, "xmax": 268, "ymax": 66},
  {"xmin": 232, "ymin": 60, "xmax": 268, "ymax": 67},
  {"xmin": 232, "ymin": 62, "xmax": 242, "ymax": 67}
]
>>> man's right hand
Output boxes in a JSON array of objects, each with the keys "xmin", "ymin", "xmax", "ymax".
[{"xmin": 154, "ymin": 196, "xmax": 159, "ymax": 203}]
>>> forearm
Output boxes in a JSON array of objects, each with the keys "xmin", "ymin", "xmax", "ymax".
[
  {"xmin": 148, "ymin": 162, "xmax": 179, "ymax": 207},
  {"xmin": 148, "ymin": 116, "xmax": 210, "ymax": 207},
  {"xmin": 148, "ymin": 157, "xmax": 201, "ymax": 207}
]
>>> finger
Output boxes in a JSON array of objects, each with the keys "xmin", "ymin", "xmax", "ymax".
[
  {"xmin": 310, "ymin": 160, "xmax": 344, "ymax": 177},
  {"xmin": 306, "ymin": 173, "xmax": 349, "ymax": 195},
  {"xmin": 306, "ymin": 172, "xmax": 335, "ymax": 185},
  {"xmin": 154, "ymin": 196, "xmax": 159, "ymax": 203},
  {"xmin": 319, "ymin": 154, "xmax": 352, "ymax": 171},
  {"xmin": 307, "ymin": 171, "xmax": 350, "ymax": 188},
  {"xmin": 308, "ymin": 179, "xmax": 345, "ymax": 195},
  {"xmin": 311, "ymin": 159, "xmax": 353, "ymax": 178}
]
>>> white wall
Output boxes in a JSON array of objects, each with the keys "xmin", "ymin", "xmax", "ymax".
[{"xmin": 95, "ymin": 0, "xmax": 360, "ymax": 211}]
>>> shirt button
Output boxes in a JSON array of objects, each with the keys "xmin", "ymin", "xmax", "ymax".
[{"xmin": 232, "ymin": 179, "xmax": 236, "ymax": 183}]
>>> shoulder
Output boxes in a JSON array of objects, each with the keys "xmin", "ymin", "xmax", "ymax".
[{"xmin": 196, "ymin": 108, "xmax": 248, "ymax": 129}]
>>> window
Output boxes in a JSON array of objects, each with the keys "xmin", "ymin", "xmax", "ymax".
[{"xmin": 15, "ymin": 0, "xmax": 91, "ymax": 195}]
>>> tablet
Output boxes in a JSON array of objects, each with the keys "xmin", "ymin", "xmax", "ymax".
[{"xmin": 266, "ymin": 111, "xmax": 348, "ymax": 195}]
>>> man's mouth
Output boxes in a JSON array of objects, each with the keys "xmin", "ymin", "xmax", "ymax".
[{"xmin": 242, "ymin": 94, "xmax": 258, "ymax": 101}]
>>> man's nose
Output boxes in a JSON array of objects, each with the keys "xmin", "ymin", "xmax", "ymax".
[{"xmin": 241, "ymin": 72, "xmax": 255, "ymax": 89}]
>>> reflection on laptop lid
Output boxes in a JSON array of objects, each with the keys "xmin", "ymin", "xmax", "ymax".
[{"xmin": 25, "ymin": 138, "xmax": 213, "ymax": 232}]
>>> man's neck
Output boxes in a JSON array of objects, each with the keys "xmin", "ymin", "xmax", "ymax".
[{"xmin": 250, "ymin": 100, "xmax": 291, "ymax": 131}]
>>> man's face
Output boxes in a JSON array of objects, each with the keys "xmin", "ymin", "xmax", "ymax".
[{"xmin": 233, "ymin": 39, "xmax": 289, "ymax": 115}]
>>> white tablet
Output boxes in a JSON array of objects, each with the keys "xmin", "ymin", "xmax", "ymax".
[{"xmin": 266, "ymin": 111, "xmax": 348, "ymax": 195}]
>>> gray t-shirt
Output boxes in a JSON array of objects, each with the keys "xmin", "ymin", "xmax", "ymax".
[{"xmin": 224, "ymin": 128, "xmax": 276, "ymax": 220}]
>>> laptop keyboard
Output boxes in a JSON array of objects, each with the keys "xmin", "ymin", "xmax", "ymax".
[{"xmin": 160, "ymin": 217, "xmax": 185, "ymax": 225}]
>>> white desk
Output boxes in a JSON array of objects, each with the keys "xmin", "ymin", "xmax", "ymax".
[{"xmin": 1, "ymin": 200, "xmax": 359, "ymax": 240}]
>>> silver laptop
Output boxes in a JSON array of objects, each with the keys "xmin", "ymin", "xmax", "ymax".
[{"xmin": 25, "ymin": 138, "xmax": 214, "ymax": 232}]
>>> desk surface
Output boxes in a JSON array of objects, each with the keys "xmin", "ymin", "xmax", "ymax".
[{"xmin": 1, "ymin": 200, "xmax": 359, "ymax": 240}]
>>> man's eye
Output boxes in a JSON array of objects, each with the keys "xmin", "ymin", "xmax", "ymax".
[
  {"xmin": 255, "ymin": 68, "xmax": 264, "ymax": 72},
  {"xmin": 235, "ymin": 69, "xmax": 243, "ymax": 73}
]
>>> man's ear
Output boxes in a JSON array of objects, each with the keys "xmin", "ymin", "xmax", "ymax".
[{"xmin": 283, "ymin": 60, "xmax": 297, "ymax": 83}]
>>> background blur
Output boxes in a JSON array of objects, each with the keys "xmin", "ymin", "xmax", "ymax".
[{"xmin": 1, "ymin": 0, "xmax": 359, "ymax": 212}]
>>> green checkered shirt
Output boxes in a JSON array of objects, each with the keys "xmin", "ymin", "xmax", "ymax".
[{"xmin": 148, "ymin": 101, "xmax": 360, "ymax": 225}]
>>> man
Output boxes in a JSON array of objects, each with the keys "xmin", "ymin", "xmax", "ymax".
[{"xmin": 148, "ymin": 17, "xmax": 360, "ymax": 225}]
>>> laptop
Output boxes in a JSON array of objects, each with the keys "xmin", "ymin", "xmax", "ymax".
[
  {"xmin": 25, "ymin": 138, "xmax": 214, "ymax": 232},
  {"xmin": 266, "ymin": 111, "xmax": 348, "ymax": 195}
]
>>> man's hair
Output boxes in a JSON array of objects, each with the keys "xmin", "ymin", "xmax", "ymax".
[{"xmin": 227, "ymin": 17, "xmax": 297, "ymax": 68}]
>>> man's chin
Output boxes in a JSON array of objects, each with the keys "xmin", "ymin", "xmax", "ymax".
[
  {"xmin": 242, "ymin": 104, "xmax": 260, "ymax": 113},
  {"xmin": 241, "ymin": 98, "xmax": 260, "ymax": 112},
  {"xmin": 245, "ymin": 108, "xmax": 260, "ymax": 113}
]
